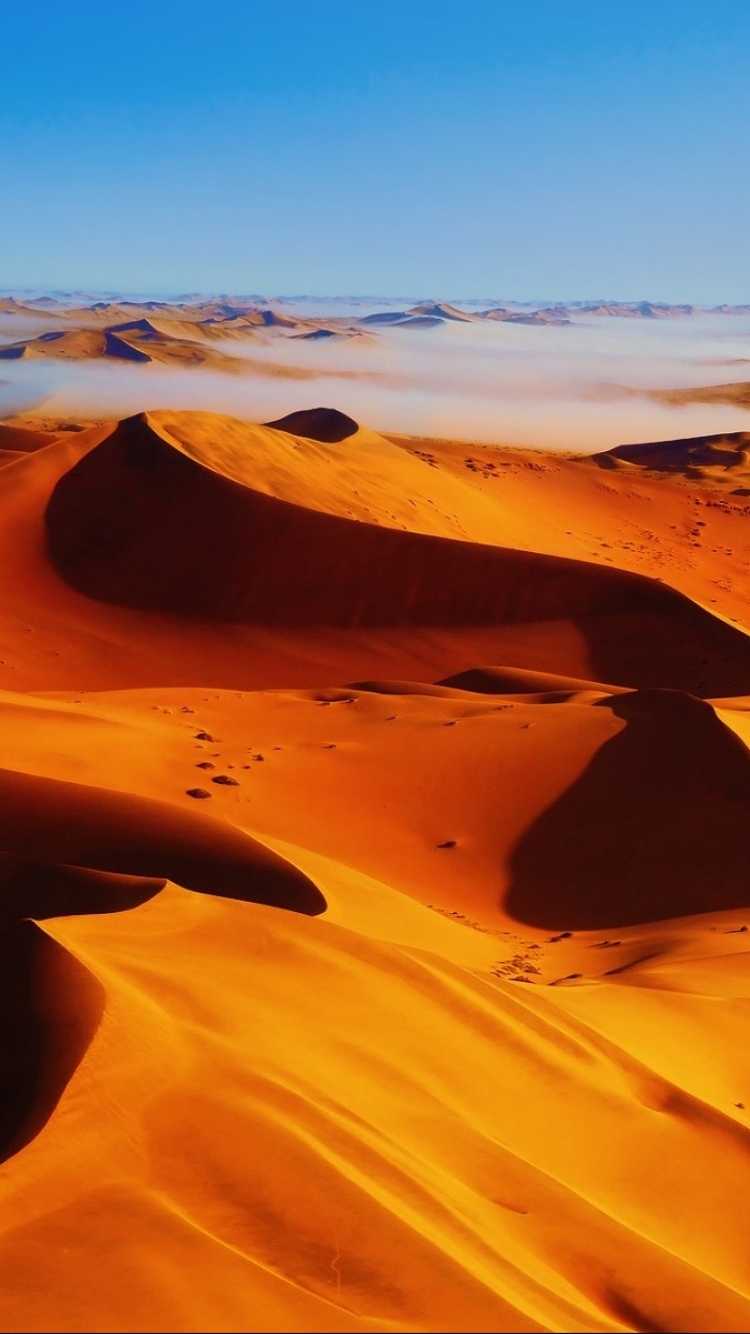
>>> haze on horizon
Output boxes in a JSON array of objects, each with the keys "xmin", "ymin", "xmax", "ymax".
[
  {"xmin": 2, "ymin": 297, "xmax": 749, "ymax": 450},
  {"xmin": 1, "ymin": 1, "xmax": 749, "ymax": 303}
]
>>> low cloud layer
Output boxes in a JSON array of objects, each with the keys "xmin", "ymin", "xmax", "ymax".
[{"xmin": 2, "ymin": 313, "xmax": 749, "ymax": 450}]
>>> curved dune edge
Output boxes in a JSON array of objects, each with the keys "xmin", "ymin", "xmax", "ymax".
[
  {"xmin": 4, "ymin": 882, "xmax": 748, "ymax": 1334},
  {"xmin": 5, "ymin": 676, "xmax": 749, "ymax": 936},
  {"xmin": 0, "ymin": 921, "xmax": 105, "ymax": 1164},
  {"xmin": 0, "ymin": 855, "xmax": 167, "ymax": 921},
  {"xmin": 507, "ymin": 687, "xmax": 750, "ymax": 928},
  {"xmin": 438, "ymin": 664, "xmax": 628, "ymax": 697},
  {"xmin": 44, "ymin": 411, "xmax": 750, "ymax": 696},
  {"xmin": 0, "ymin": 329, "xmax": 152, "ymax": 363},
  {"xmin": 0, "ymin": 766, "xmax": 325, "ymax": 916},
  {"xmin": 40, "ymin": 411, "xmax": 705, "ymax": 628},
  {"xmin": 593, "ymin": 428, "xmax": 750, "ymax": 475},
  {"xmin": 0, "ymin": 422, "xmax": 73, "ymax": 453},
  {"xmin": 264, "ymin": 406, "xmax": 360, "ymax": 441}
]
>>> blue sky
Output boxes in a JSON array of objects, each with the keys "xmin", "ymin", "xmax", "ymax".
[{"xmin": 1, "ymin": 2, "xmax": 748, "ymax": 300}]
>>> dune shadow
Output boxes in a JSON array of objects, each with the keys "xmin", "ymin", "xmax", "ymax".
[
  {"xmin": 506, "ymin": 689, "xmax": 750, "ymax": 930},
  {"xmin": 0, "ymin": 919, "xmax": 105, "ymax": 1163},
  {"xmin": 0, "ymin": 770, "xmax": 327, "ymax": 918},
  {"xmin": 0, "ymin": 831, "xmax": 324, "ymax": 1171},
  {"xmin": 0, "ymin": 856, "xmax": 162, "ymax": 1164},
  {"xmin": 0, "ymin": 855, "xmax": 166, "ymax": 921},
  {"xmin": 44, "ymin": 412, "xmax": 750, "ymax": 697}
]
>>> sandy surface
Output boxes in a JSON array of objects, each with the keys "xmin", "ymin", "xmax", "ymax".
[{"xmin": 1, "ymin": 404, "xmax": 750, "ymax": 1332}]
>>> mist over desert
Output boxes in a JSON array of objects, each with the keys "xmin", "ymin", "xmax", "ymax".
[
  {"xmin": 4, "ymin": 4, "xmax": 750, "ymax": 1332},
  {"xmin": 3, "ymin": 298, "xmax": 750, "ymax": 449}
]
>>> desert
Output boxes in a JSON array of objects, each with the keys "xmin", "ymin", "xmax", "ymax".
[
  {"xmin": 4, "ymin": 4, "xmax": 750, "ymax": 1329},
  {"xmin": 1, "ymin": 290, "xmax": 750, "ymax": 1331}
]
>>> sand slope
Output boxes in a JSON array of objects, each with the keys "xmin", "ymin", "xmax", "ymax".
[
  {"xmin": 594, "ymin": 429, "xmax": 750, "ymax": 480},
  {"xmin": 43, "ymin": 410, "xmax": 750, "ymax": 696},
  {"xmin": 2, "ymin": 408, "xmax": 750, "ymax": 1331}
]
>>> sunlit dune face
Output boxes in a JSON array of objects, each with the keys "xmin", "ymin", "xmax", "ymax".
[{"xmin": 2, "ymin": 390, "xmax": 750, "ymax": 1333}]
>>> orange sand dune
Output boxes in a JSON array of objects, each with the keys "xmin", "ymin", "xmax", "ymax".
[
  {"xmin": 594, "ymin": 428, "xmax": 750, "ymax": 479},
  {"xmin": 0, "ymin": 764, "xmax": 323, "ymax": 915},
  {"xmin": 0, "ymin": 409, "xmax": 749, "ymax": 699},
  {"xmin": 106, "ymin": 315, "xmax": 253, "ymax": 344},
  {"xmin": 388, "ymin": 430, "xmax": 750, "ymax": 629},
  {"xmin": 0, "ymin": 325, "xmax": 254, "ymax": 372},
  {"xmin": 437, "ymin": 665, "xmax": 628, "ymax": 697},
  {"xmin": 265, "ymin": 405, "xmax": 360, "ymax": 440},
  {"xmin": 41, "ymin": 411, "xmax": 750, "ymax": 698},
  {"xmin": 0, "ymin": 328, "xmax": 152, "ymax": 363},
  {"xmin": 0, "ymin": 313, "xmax": 382, "ymax": 379},
  {"xmin": 0, "ymin": 422, "xmax": 75, "ymax": 453},
  {"xmin": 2, "ymin": 407, "xmax": 750, "ymax": 1331}
]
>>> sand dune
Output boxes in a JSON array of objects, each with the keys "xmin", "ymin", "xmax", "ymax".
[
  {"xmin": 358, "ymin": 311, "xmax": 445, "ymax": 328},
  {"xmin": 2, "ymin": 402, "xmax": 750, "ymax": 1331},
  {"xmin": 405, "ymin": 301, "xmax": 482, "ymax": 322},
  {"xmin": 43, "ymin": 410, "xmax": 750, "ymax": 696},
  {"xmin": 0, "ymin": 329, "xmax": 152, "ymax": 363},
  {"xmin": 508, "ymin": 686, "xmax": 750, "ymax": 928},
  {"xmin": 0, "ymin": 325, "xmax": 256, "ymax": 372},
  {"xmin": 595, "ymin": 428, "xmax": 750, "ymax": 480},
  {"xmin": 0, "ymin": 422, "xmax": 68, "ymax": 452},
  {"xmin": 0, "ymin": 764, "xmax": 324, "ymax": 915},
  {"xmin": 264, "ymin": 405, "xmax": 360, "ymax": 441},
  {"xmin": 483, "ymin": 307, "xmax": 572, "ymax": 325},
  {"xmin": 438, "ymin": 664, "xmax": 627, "ymax": 698},
  {"xmin": 296, "ymin": 327, "xmax": 358, "ymax": 341}
]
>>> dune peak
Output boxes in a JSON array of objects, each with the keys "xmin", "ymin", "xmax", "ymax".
[{"xmin": 263, "ymin": 406, "xmax": 360, "ymax": 442}]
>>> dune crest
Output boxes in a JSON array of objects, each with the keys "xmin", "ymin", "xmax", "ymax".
[
  {"xmin": 0, "ymin": 764, "xmax": 325, "ymax": 915},
  {"xmin": 0, "ymin": 920, "xmax": 105, "ymax": 1163},
  {"xmin": 508, "ymin": 687, "xmax": 750, "ymax": 928},
  {"xmin": 594, "ymin": 429, "xmax": 750, "ymax": 479},
  {"xmin": 0, "ymin": 329, "xmax": 152, "ymax": 363},
  {"xmin": 43, "ymin": 410, "xmax": 750, "ymax": 698},
  {"xmin": 438, "ymin": 664, "xmax": 627, "ymax": 697},
  {"xmin": 264, "ymin": 406, "xmax": 359, "ymax": 441}
]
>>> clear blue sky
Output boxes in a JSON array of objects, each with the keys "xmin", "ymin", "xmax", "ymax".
[{"xmin": 1, "ymin": 2, "xmax": 748, "ymax": 301}]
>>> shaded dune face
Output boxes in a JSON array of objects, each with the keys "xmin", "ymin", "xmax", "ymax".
[
  {"xmin": 103, "ymin": 332, "xmax": 151, "ymax": 362},
  {"xmin": 45, "ymin": 412, "xmax": 750, "ymax": 694},
  {"xmin": 263, "ymin": 406, "xmax": 359, "ymax": 442},
  {"xmin": 0, "ymin": 423, "xmax": 65, "ymax": 453},
  {"xmin": 0, "ymin": 921, "xmax": 105, "ymax": 1163},
  {"xmin": 594, "ymin": 429, "xmax": 750, "ymax": 475},
  {"xmin": 438, "ymin": 665, "xmax": 627, "ymax": 696},
  {"xmin": 0, "ymin": 330, "xmax": 152, "ymax": 363},
  {"xmin": 0, "ymin": 856, "xmax": 166, "ymax": 922},
  {"xmin": 0, "ymin": 858, "xmax": 161, "ymax": 1164},
  {"xmin": 507, "ymin": 689, "xmax": 750, "ymax": 929},
  {"xmin": 0, "ymin": 767, "xmax": 326, "ymax": 917}
]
